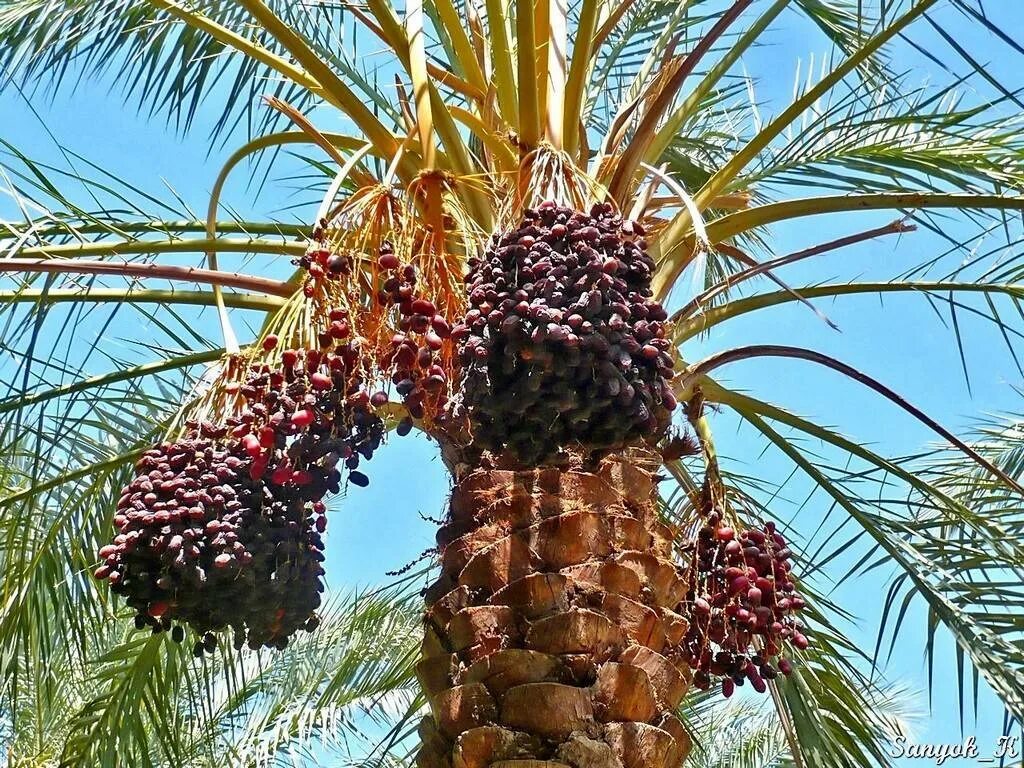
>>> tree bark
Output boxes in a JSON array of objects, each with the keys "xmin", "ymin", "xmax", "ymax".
[{"xmin": 415, "ymin": 450, "xmax": 693, "ymax": 768}]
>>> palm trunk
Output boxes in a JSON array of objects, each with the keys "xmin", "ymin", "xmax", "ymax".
[{"xmin": 415, "ymin": 450, "xmax": 693, "ymax": 768}]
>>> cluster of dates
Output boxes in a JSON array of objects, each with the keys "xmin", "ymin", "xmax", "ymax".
[
  {"xmin": 94, "ymin": 251, "xmax": 407, "ymax": 650},
  {"xmin": 377, "ymin": 242, "xmax": 451, "ymax": 430},
  {"xmin": 456, "ymin": 201, "xmax": 676, "ymax": 465},
  {"xmin": 681, "ymin": 511, "xmax": 807, "ymax": 697},
  {"xmin": 237, "ymin": 333, "xmax": 385, "ymax": 490},
  {"xmin": 95, "ymin": 430, "xmax": 326, "ymax": 654}
]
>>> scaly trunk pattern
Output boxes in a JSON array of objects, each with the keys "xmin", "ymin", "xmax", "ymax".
[{"xmin": 415, "ymin": 449, "xmax": 693, "ymax": 768}]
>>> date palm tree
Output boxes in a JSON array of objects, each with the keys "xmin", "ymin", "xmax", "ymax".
[{"xmin": 1, "ymin": 0, "xmax": 1024, "ymax": 765}]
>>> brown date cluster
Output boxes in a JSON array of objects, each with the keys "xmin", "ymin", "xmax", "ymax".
[
  {"xmin": 456, "ymin": 201, "xmax": 676, "ymax": 465},
  {"xmin": 376, "ymin": 241, "xmax": 452, "ymax": 432},
  {"xmin": 236, "ymin": 335, "xmax": 385, "ymax": 492},
  {"xmin": 93, "ymin": 251, "xmax": 417, "ymax": 651},
  {"xmin": 681, "ymin": 511, "xmax": 807, "ymax": 697},
  {"xmin": 96, "ymin": 431, "xmax": 326, "ymax": 654}
]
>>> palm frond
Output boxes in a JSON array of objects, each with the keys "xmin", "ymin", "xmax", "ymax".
[
  {"xmin": 743, "ymin": 81, "xmax": 1024, "ymax": 195},
  {"xmin": 1, "ymin": 581, "xmax": 422, "ymax": 767},
  {"xmin": 0, "ymin": 0, "xmax": 386, "ymax": 143}
]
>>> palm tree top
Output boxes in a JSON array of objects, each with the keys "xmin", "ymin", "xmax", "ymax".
[{"xmin": 1, "ymin": 0, "xmax": 1024, "ymax": 765}]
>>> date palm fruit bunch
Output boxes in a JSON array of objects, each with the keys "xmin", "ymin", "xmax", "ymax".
[
  {"xmin": 378, "ymin": 240, "xmax": 456, "ymax": 431},
  {"xmin": 92, "ymin": 347, "xmax": 373, "ymax": 653},
  {"xmin": 93, "ymin": 304, "xmax": 393, "ymax": 650},
  {"xmin": 93, "ymin": 188, "xmax": 465, "ymax": 648},
  {"xmin": 91, "ymin": 256, "xmax": 381, "ymax": 650},
  {"xmin": 95, "ymin": 421, "xmax": 327, "ymax": 654},
  {"xmin": 680, "ymin": 508, "xmax": 806, "ymax": 697},
  {"xmin": 457, "ymin": 199, "xmax": 676, "ymax": 464},
  {"xmin": 308, "ymin": 183, "xmax": 467, "ymax": 436}
]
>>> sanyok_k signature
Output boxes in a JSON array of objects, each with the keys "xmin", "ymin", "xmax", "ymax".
[{"xmin": 890, "ymin": 735, "xmax": 1022, "ymax": 765}]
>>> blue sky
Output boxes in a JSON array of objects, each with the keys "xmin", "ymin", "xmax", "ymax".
[{"xmin": 2, "ymin": 1, "xmax": 1023, "ymax": 765}]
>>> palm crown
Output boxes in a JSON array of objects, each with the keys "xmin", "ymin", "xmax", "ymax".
[{"xmin": 1, "ymin": 0, "xmax": 1024, "ymax": 765}]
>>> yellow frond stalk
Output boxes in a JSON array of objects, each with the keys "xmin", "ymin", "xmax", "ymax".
[
  {"xmin": 394, "ymin": 76, "xmax": 417, "ymax": 134},
  {"xmin": 485, "ymin": 0, "xmax": 519, "ymax": 128},
  {"xmin": 351, "ymin": 3, "xmax": 483, "ymax": 102},
  {"xmin": 450, "ymin": 107, "xmax": 519, "ymax": 176},
  {"xmin": 264, "ymin": 98, "xmax": 376, "ymax": 188},
  {"xmin": 406, "ymin": 0, "xmax": 436, "ymax": 168},
  {"xmin": 466, "ymin": 0, "xmax": 490, "ymax": 86},
  {"xmin": 561, "ymin": 0, "xmax": 599, "ymax": 157},
  {"xmin": 235, "ymin": 0, "xmax": 405, "ymax": 168},
  {"xmin": 430, "ymin": 0, "xmax": 489, "ymax": 93},
  {"xmin": 515, "ymin": 0, "xmax": 540, "ymax": 147},
  {"xmin": 534, "ymin": 0, "xmax": 552, "ymax": 139},
  {"xmin": 544, "ymin": 0, "xmax": 568, "ymax": 148}
]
